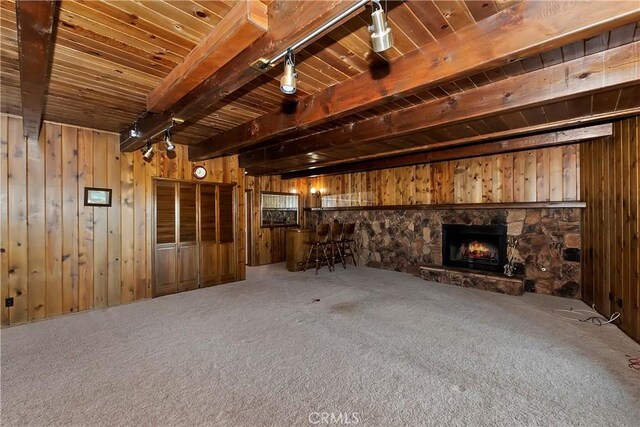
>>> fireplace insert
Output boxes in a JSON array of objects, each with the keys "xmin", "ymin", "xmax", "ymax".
[{"xmin": 442, "ymin": 224, "xmax": 507, "ymax": 273}]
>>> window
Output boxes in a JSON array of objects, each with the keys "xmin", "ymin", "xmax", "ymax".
[{"xmin": 260, "ymin": 192, "xmax": 299, "ymax": 227}]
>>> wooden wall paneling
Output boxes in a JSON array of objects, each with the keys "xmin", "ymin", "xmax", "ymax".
[
  {"xmin": 133, "ymin": 152, "xmax": 147, "ymax": 300},
  {"xmin": 610, "ymin": 131, "xmax": 619, "ymax": 317},
  {"xmin": 491, "ymin": 155, "xmax": 503, "ymax": 202},
  {"xmin": 414, "ymin": 164, "xmax": 428, "ymax": 204},
  {"xmin": 45, "ymin": 123, "xmax": 63, "ymax": 317},
  {"xmin": 600, "ymin": 136, "xmax": 611, "ymax": 315},
  {"xmin": 61, "ymin": 125, "xmax": 79, "ymax": 314},
  {"xmin": 1, "ymin": 115, "xmax": 245, "ymax": 325},
  {"xmin": 470, "ymin": 158, "xmax": 482, "ymax": 203},
  {"xmin": 524, "ymin": 150, "xmax": 537, "ymax": 202},
  {"xmin": 581, "ymin": 141, "xmax": 593, "ymax": 305},
  {"xmin": 501, "ymin": 154, "xmax": 514, "ymax": 203},
  {"xmin": 632, "ymin": 117, "xmax": 640, "ymax": 339},
  {"xmin": 0, "ymin": 116, "xmax": 10, "ymax": 326},
  {"xmin": 549, "ymin": 146, "xmax": 563, "ymax": 200},
  {"xmin": 120, "ymin": 151, "xmax": 135, "ymax": 303},
  {"xmin": 92, "ymin": 131, "xmax": 109, "ymax": 308},
  {"xmin": 536, "ymin": 147, "xmax": 550, "ymax": 201},
  {"xmin": 614, "ymin": 121, "xmax": 624, "ymax": 325},
  {"xmin": 107, "ymin": 135, "xmax": 121, "ymax": 306},
  {"xmin": 563, "ymin": 145, "xmax": 578, "ymax": 200},
  {"xmin": 394, "ymin": 168, "xmax": 405, "ymax": 205},
  {"xmin": 622, "ymin": 119, "xmax": 633, "ymax": 336},
  {"xmin": 481, "ymin": 157, "xmax": 492, "ymax": 203},
  {"xmin": 77, "ymin": 128, "xmax": 94, "ymax": 311},
  {"xmin": 237, "ymin": 172, "xmax": 246, "ymax": 281},
  {"xmin": 7, "ymin": 117, "xmax": 28, "ymax": 324},
  {"xmin": 512, "ymin": 151, "xmax": 526, "ymax": 202},
  {"xmin": 27, "ymin": 124, "xmax": 46, "ymax": 320},
  {"xmin": 145, "ymin": 151, "xmax": 156, "ymax": 298},
  {"xmin": 581, "ymin": 116, "xmax": 640, "ymax": 343},
  {"xmin": 453, "ymin": 160, "xmax": 465, "ymax": 203}
]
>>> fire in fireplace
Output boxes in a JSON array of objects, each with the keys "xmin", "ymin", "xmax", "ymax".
[{"xmin": 442, "ymin": 224, "xmax": 507, "ymax": 273}]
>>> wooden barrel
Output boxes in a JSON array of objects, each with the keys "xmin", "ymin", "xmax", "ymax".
[{"xmin": 286, "ymin": 228, "xmax": 315, "ymax": 271}]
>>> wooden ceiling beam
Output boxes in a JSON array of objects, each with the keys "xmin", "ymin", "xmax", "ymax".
[
  {"xmin": 278, "ymin": 124, "xmax": 614, "ymax": 179},
  {"xmin": 260, "ymin": 104, "xmax": 640, "ymax": 176},
  {"xmin": 120, "ymin": 0, "xmax": 365, "ymax": 152},
  {"xmin": 240, "ymin": 41, "xmax": 640, "ymax": 170},
  {"xmin": 189, "ymin": 1, "xmax": 640, "ymax": 160},
  {"xmin": 146, "ymin": 0, "xmax": 268, "ymax": 113},
  {"xmin": 15, "ymin": 0, "xmax": 57, "ymax": 141}
]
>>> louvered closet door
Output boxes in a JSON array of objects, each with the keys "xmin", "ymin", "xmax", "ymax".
[
  {"xmin": 218, "ymin": 185, "xmax": 236, "ymax": 284},
  {"xmin": 154, "ymin": 181, "xmax": 177, "ymax": 297},
  {"xmin": 178, "ymin": 183, "xmax": 198, "ymax": 292},
  {"xmin": 199, "ymin": 184, "xmax": 219, "ymax": 287}
]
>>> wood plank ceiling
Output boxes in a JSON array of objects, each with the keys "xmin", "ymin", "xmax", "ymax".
[{"xmin": 1, "ymin": 1, "xmax": 639, "ymax": 175}]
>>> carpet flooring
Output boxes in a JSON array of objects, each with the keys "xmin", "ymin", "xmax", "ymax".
[{"xmin": 1, "ymin": 264, "xmax": 639, "ymax": 426}]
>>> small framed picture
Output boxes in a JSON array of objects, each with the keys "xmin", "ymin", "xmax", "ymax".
[{"xmin": 84, "ymin": 187, "xmax": 112, "ymax": 207}]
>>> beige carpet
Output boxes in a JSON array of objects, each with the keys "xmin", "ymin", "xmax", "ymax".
[{"xmin": 1, "ymin": 264, "xmax": 639, "ymax": 426}]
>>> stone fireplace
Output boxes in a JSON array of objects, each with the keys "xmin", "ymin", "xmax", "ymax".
[
  {"xmin": 442, "ymin": 224, "xmax": 507, "ymax": 273},
  {"xmin": 307, "ymin": 208, "xmax": 582, "ymax": 298}
]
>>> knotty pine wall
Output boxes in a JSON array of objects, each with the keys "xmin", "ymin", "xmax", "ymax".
[
  {"xmin": 246, "ymin": 144, "xmax": 581, "ymax": 265},
  {"xmin": 581, "ymin": 116, "xmax": 639, "ymax": 343},
  {"xmin": 0, "ymin": 114, "xmax": 245, "ymax": 326}
]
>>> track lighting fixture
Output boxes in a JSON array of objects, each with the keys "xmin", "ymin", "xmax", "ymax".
[
  {"xmin": 369, "ymin": 0, "xmax": 394, "ymax": 53},
  {"xmin": 142, "ymin": 141, "xmax": 154, "ymax": 160},
  {"xmin": 280, "ymin": 49, "xmax": 297, "ymax": 95},
  {"xmin": 163, "ymin": 129, "xmax": 175, "ymax": 152}
]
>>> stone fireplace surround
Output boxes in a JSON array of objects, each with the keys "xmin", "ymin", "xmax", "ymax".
[{"xmin": 307, "ymin": 208, "xmax": 582, "ymax": 298}]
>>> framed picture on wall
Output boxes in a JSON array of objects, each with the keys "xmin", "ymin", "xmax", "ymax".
[{"xmin": 84, "ymin": 187, "xmax": 112, "ymax": 207}]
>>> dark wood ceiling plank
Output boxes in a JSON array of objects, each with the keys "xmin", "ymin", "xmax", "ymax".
[
  {"xmin": 120, "ymin": 0, "xmax": 368, "ymax": 151},
  {"xmin": 238, "ymin": 41, "xmax": 640, "ymax": 169},
  {"xmin": 192, "ymin": 1, "xmax": 640, "ymax": 160},
  {"xmin": 277, "ymin": 124, "xmax": 614, "ymax": 179},
  {"xmin": 15, "ymin": 0, "xmax": 57, "ymax": 140},
  {"xmin": 147, "ymin": 0, "xmax": 268, "ymax": 112}
]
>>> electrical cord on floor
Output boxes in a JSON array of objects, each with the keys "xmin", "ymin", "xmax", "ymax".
[
  {"xmin": 627, "ymin": 356, "xmax": 640, "ymax": 370},
  {"xmin": 552, "ymin": 304, "xmax": 620, "ymax": 326}
]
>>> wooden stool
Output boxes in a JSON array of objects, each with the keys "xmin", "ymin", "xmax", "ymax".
[
  {"xmin": 303, "ymin": 224, "xmax": 333, "ymax": 274},
  {"xmin": 341, "ymin": 223, "xmax": 357, "ymax": 266},
  {"xmin": 330, "ymin": 222, "xmax": 346, "ymax": 269}
]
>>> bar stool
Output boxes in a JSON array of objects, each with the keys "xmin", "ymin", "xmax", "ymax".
[
  {"xmin": 341, "ymin": 223, "xmax": 357, "ymax": 266},
  {"xmin": 330, "ymin": 222, "xmax": 346, "ymax": 269},
  {"xmin": 304, "ymin": 223, "xmax": 333, "ymax": 274}
]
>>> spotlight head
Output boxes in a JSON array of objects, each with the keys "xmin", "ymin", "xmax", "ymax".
[
  {"xmin": 163, "ymin": 129, "xmax": 175, "ymax": 152},
  {"xmin": 280, "ymin": 49, "xmax": 297, "ymax": 94},
  {"xmin": 280, "ymin": 64, "xmax": 297, "ymax": 94},
  {"xmin": 141, "ymin": 143, "xmax": 154, "ymax": 160},
  {"xmin": 369, "ymin": 2, "xmax": 394, "ymax": 53}
]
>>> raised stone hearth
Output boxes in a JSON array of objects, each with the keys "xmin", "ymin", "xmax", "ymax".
[
  {"xmin": 419, "ymin": 265, "xmax": 524, "ymax": 296},
  {"xmin": 308, "ymin": 208, "xmax": 581, "ymax": 298}
]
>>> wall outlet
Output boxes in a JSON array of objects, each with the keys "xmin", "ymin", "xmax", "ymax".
[{"xmin": 5, "ymin": 297, "xmax": 13, "ymax": 307}]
